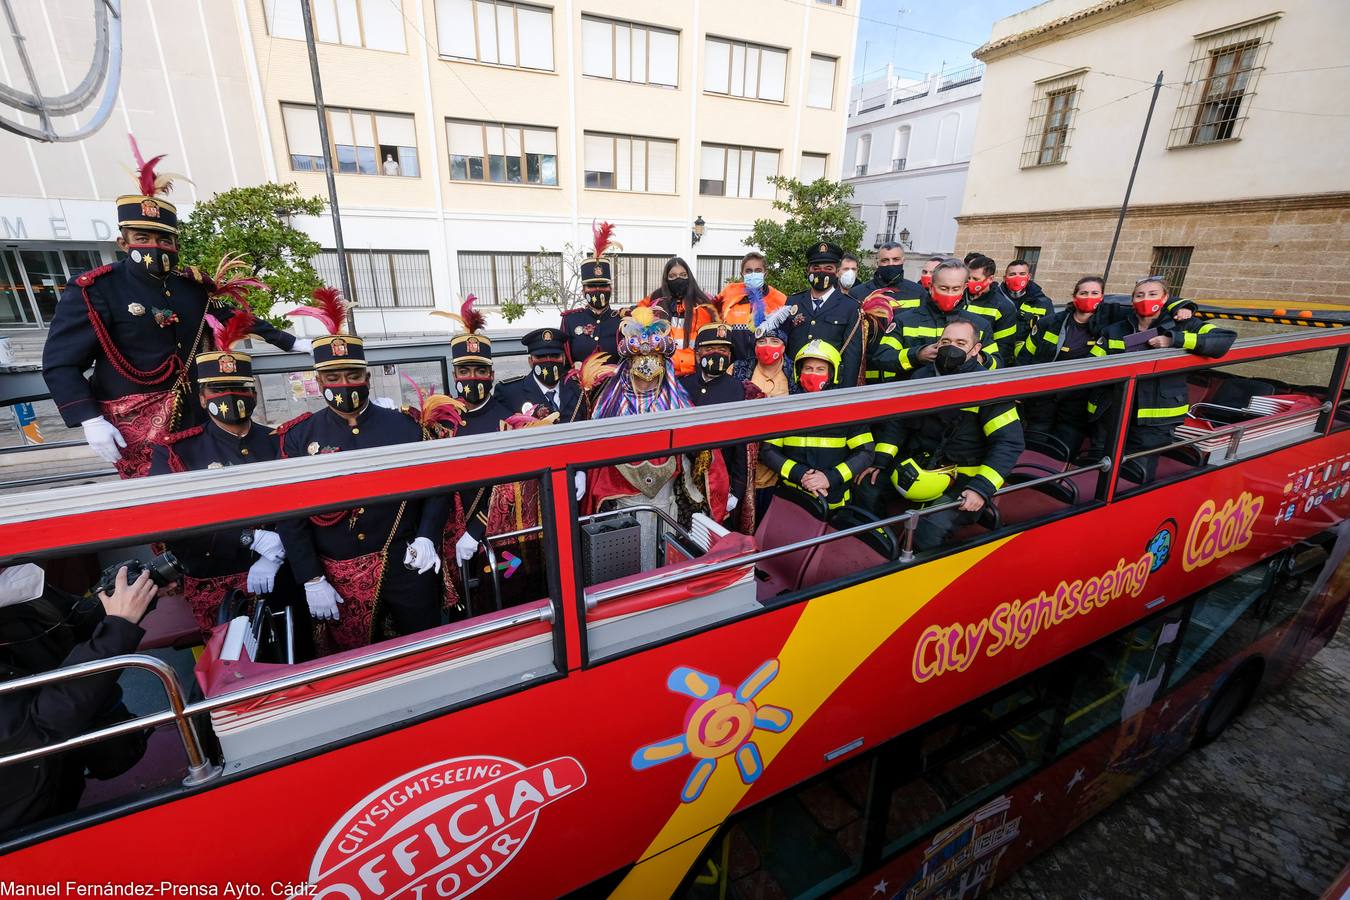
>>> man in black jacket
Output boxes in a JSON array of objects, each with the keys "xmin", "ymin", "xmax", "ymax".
[
  {"xmin": 781, "ymin": 242, "xmax": 865, "ymax": 388},
  {"xmin": 994, "ymin": 258, "xmax": 1054, "ymax": 346},
  {"xmin": 0, "ymin": 564, "xmax": 157, "ymax": 834},
  {"xmin": 495, "ymin": 327, "xmax": 587, "ymax": 422},
  {"xmin": 850, "ymin": 242, "xmax": 926, "ymax": 313}
]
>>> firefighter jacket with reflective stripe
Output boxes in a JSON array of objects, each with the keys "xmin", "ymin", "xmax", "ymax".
[
  {"xmin": 1020, "ymin": 306, "xmax": 1102, "ymax": 365},
  {"xmin": 874, "ymin": 358, "xmax": 1025, "ymax": 500},
  {"xmin": 1090, "ymin": 310, "xmax": 1236, "ymax": 426},
  {"xmin": 995, "ymin": 280, "xmax": 1055, "ymax": 354},
  {"xmin": 760, "ymin": 419, "xmax": 874, "ymax": 509},
  {"xmin": 871, "ymin": 299, "xmax": 1000, "ymax": 379},
  {"xmin": 962, "ymin": 288, "xmax": 1019, "ymax": 362}
]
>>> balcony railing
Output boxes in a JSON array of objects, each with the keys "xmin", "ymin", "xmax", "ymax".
[
  {"xmin": 854, "ymin": 164, "xmax": 868, "ymax": 177},
  {"xmin": 939, "ymin": 62, "xmax": 984, "ymax": 91},
  {"xmin": 892, "ymin": 157, "xmax": 906, "ymax": 172}
]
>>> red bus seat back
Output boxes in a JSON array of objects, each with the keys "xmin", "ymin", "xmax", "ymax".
[{"xmin": 754, "ymin": 493, "xmax": 830, "ymax": 599}]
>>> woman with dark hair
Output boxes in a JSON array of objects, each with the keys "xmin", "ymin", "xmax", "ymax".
[
  {"xmin": 1017, "ymin": 275, "xmax": 1110, "ymax": 452},
  {"xmin": 644, "ymin": 257, "xmax": 715, "ymax": 378}
]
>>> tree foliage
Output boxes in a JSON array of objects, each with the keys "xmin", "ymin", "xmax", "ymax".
[
  {"xmin": 502, "ymin": 242, "xmax": 584, "ymax": 323},
  {"xmin": 178, "ymin": 182, "xmax": 327, "ymax": 327},
  {"xmin": 744, "ymin": 176, "xmax": 869, "ymax": 295}
]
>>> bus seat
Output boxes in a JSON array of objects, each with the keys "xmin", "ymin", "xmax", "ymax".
[
  {"xmin": 137, "ymin": 589, "xmax": 203, "ymax": 651},
  {"xmin": 753, "ymin": 492, "xmax": 829, "ymax": 598},
  {"xmin": 1008, "ymin": 455, "xmax": 1079, "ymax": 506},
  {"xmin": 951, "ymin": 498, "xmax": 1001, "ymax": 543},
  {"xmin": 1024, "ymin": 430, "xmax": 1073, "ymax": 463},
  {"xmin": 826, "ymin": 506, "xmax": 899, "ymax": 560},
  {"xmin": 796, "ymin": 508, "xmax": 895, "ymax": 589}
]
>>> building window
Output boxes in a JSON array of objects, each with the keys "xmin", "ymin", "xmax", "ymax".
[
  {"xmin": 696, "ymin": 256, "xmax": 744, "ymax": 293},
  {"xmin": 614, "ymin": 254, "xmax": 678, "ymax": 301},
  {"xmin": 1168, "ymin": 16, "xmax": 1276, "ymax": 148},
  {"xmin": 853, "ymin": 133, "xmax": 871, "ymax": 177},
  {"xmin": 315, "ymin": 249, "xmax": 434, "ymax": 308},
  {"xmin": 583, "ymin": 132, "xmax": 678, "ymax": 193},
  {"xmin": 703, "ymin": 37, "xmax": 787, "ymax": 102},
  {"xmin": 262, "ymin": 0, "xmax": 406, "ymax": 52},
  {"xmin": 446, "ymin": 119, "xmax": 558, "ymax": 185},
  {"xmin": 1020, "ymin": 70, "xmax": 1084, "ymax": 168},
  {"xmin": 458, "ymin": 250, "xmax": 561, "ymax": 306},
  {"xmin": 281, "ymin": 104, "xmax": 419, "ymax": 176},
  {"xmin": 580, "ymin": 15, "xmax": 678, "ymax": 87},
  {"xmin": 699, "ymin": 143, "xmax": 779, "ymax": 199},
  {"xmin": 1150, "ymin": 246, "xmax": 1194, "ymax": 296},
  {"xmin": 806, "ymin": 54, "xmax": 837, "ymax": 109},
  {"xmin": 1013, "ymin": 246, "xmax": 1041, "ymax": 279},
  {"xmin": 891, "ymin": 125, "xmax": 910, "ymax": 171},
  {"xmin": 883, "ymin": 206, "xmax": 898, "ymax": 242},
  {"xmin": 433, "ymin": 0, "xmax": 554, "ymax": 71},
  {"xmin": 799, "ymin": 152, "xmax": 827, "ymax": 183}
]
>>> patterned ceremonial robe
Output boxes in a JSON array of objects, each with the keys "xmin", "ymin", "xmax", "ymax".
[
  {"xmin": 678, "ymin": 371, "xmax": 762, "ymax": 531},
  {"xmin": 274, "ymin": 404, "xmax": 449, "ymax": 653},
  {"xmin": 147, "ymin": 421, "xmax": 280, "ymax": 633},
  {"xmin": 42, "ymin": 259, "xmax": 296, "ymax": 477},
  {"xmin": 560, "ymin": 306, "xmax": 621, "ymax": 365}
]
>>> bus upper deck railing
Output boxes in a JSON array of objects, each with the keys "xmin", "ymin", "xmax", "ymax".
[{"xmin": 1123, "ymin": 400, "xmax": 1334, "ymax": 464}]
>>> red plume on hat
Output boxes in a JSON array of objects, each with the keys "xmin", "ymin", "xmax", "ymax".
[
  {"xmin": 286, "ymin": 285, "xmax": 349, "ymax": 335},
  {"xmin": 861, "ymin": 291, "xmax": 895, "ymax": 330},
  {"xmin": 208, "ymin": 253, "xmax": 268, "ymax": 308},
  {"xmin": 591, "ymin": 220, "xmax": 620, "ymax": 259},
  {"xmin": 127, "ymin": 133, "xmax": 186, "ymax": 197},
  {"xmin": 429, "ymin": 294, "xmax": 485, "ymax": 334},
  {"xmin": 402, "ymin": 374, "xmax": 465, "ymax": 436},
  {"xmin": 205, "ymin": 311, "xmax": 257, "ymax": 352}
]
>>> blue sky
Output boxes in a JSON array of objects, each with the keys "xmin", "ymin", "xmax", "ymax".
[{"xmin": 849, "ymin": 0, "xmax": 1035, "ymax": 84}]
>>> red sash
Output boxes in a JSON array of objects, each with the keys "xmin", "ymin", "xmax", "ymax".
[
  {"xmin": 179, "ymin": 571, "xmax": 249, "ymax": 635},
  {"xmin": 316, "ymin": 551, "xmax": 386, "ymax": 654},
  {"xmin": 100, "ymin": 390, "xmax": 177, "ymax": 479}
]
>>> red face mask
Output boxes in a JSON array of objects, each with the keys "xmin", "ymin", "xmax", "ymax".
[
  {"xmin": 919, "ymin": 273, "xmax": 933, "ymax": 290},
  {"xmin": 1005, "ymin": 274, "xmax": 1030, "ymax": 293},
  {"xmin": 799, "ymin": 371, "xmax": 829, "ymax": 393},
  {"xmin": 966, "ymin": 278, "xmax": 990, "ymax": 297},
  {"xmin": 931, "ymin": 288, "xmax": 963, "ymax": 313},
  {"xmin": 1072, "ymin": 293, "xmax": 1103, "ymax": 314},
  {"xmin": 756, "ymin": 344, "xmax": 784, "ymax": 366},
  {"xmin": 1133, "ymin": 296, "xmax": 1165, "ymax": 317}
]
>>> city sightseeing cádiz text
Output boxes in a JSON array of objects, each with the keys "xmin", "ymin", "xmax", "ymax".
[{"xmin": 0, "ymin": 884, "xmax": 317, "ymax": 897}]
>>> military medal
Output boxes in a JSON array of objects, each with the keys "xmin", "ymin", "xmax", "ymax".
[
  {"xmin": 127, "ymin": 303, "xmax": 146, "ymax": 316},
  {"xmin": 307, "ymin": 441, "xmax": 321, "ymax": 456}
]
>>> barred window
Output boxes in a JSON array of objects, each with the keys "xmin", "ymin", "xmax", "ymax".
[
  {"xmin": 314, "ymin": 249, "xmax": 434, "ymax": 308},
  {"xmin": 1013, "ymin": 246, "xmax": 1041, "ymax": 279},
  {"xmin": 1168, "ymin": 16, "xmax": 1277, "ymax": 148},
  {"xmin": 696, "ymin": 256, "xmax": 744, "ymax": 293},
  {"xmin": 1020, "ymin": 70, "xmax": 1084, "ymax": 168},
  {"xmin": 615, "ymin": 253, "xmax": 679, "ymax": 301},
  {"xmin": 457, "ymin": 250, "xmax": 562, "ymax": 306},
  {"xmin": 1150, "ymin": 246, "xmax": 1194, "ymax": 297}
]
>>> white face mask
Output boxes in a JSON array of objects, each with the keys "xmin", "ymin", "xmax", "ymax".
[
  {"xmin": 838, "ymin": 270, "xmax": 858, "ymax": 289},
  {"xmin": 0, "ymin": 563, "xmax": 45, "ymax": 609}
]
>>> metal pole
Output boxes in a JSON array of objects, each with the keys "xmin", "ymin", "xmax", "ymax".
[
  {"xmin": 299, "ymin": 0, "xmax": 357, "ymax": 335},
  {"xmin": 1103, "ymin": 70, "xmax": 1164, "ymax": 284}
]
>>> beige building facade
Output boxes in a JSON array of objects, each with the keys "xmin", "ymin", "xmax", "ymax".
[
  {"xmin": 0, "ymin": 0, "xmax": 856, "ymax": 336},
  {"xmin": 958, "ymin": 0, "xmax": 1350, "ymax": 307}
]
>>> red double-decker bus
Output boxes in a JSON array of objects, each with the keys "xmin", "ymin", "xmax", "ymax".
[{"xmin": 0, "ymin": 321, "xmax": 1347, "ymax": 899}]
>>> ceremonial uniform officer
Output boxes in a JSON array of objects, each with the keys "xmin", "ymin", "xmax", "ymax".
[
  {"xmin": 495, "ymin": 327, "xmax": 587, "ymax": 422},
  {"xmin": 42, "ymin": 141, "xmax": 301, "ymax": 479},
  {"xmin": 878, "ymin": 318, "xmax": 1024, "ymax": 551},
  {"xmin": 778, "ymin": 242, "xmax": 865, "ymax": 389},
  {"xmin": 560, "ymin": 221, "xmax": 622, "ymax": 365},
  {"xmin": 275, "ymin": 288, "xmax": 448, "ymax": 654},
  {"xmin": 1090, "ymin": 276, "xmax": 1235, "ymax": 482},
  {"xmin": 872, "ymin": 258, "xmax": 998, "ymax": 379},
  {"xmin": 147, "ymin": 313, "xmax": 291, "ymax": 636},
  {"xmin": 995, "ymin": 258, "xmax": 1055, "ymax": 344}
]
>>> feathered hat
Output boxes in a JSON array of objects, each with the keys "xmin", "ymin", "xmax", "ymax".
[
  {"xmin": 286, "ymin": 285, "xmax": 364, "ymax": 369},
  {"xmin": 580, "ymin": 220, "xmax": 620, "ymax": 287},
  {"xmin": 116, "ymin": 134, "xmax": 184, "ymax": 235},
  {"xmin": 196, "ymin": 309, "xmax": 258, "ymax": 385},
  {"xmin": 402, "ymin": 374, "xmax": 465, "ymax": 438},
  {"xmin": 618, "ymin": 305, "xmax": 675, "ymax": 358},
  {"xmin": 430, "ymin": 295, "xmax": 492, "ymax": 366}
]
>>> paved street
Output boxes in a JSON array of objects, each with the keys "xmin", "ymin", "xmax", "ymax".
[{"xmin": 993, "ymin": 622, "xmax": 1350, "ymax": 900}]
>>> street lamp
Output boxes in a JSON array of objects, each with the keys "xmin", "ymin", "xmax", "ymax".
[
  {"xmin": 691, "ymin": 215, "xmax": 706, "ymax": 246},
  {"xmin": 898, "ymin": 227, "xmax": 911, "ymax": 249}
]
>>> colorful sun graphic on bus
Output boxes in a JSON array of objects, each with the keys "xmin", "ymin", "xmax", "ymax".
[{"xmin": 631, "ymin": 659, "xmax": 793, "ymax": 803}]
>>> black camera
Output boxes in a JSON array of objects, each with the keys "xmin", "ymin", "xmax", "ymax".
[{"xmin": 93, "ymin": 551, "xmax": 187, "ymax": 601}]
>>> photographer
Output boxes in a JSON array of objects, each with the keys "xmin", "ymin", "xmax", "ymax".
[{"xmin": 0, "ymin": 565, "xmax": 155, "ymax": 833}]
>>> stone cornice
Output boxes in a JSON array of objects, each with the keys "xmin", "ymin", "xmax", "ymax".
[
  {"xmin": 955, "ymin": 192, "xmax": 1350, "ymax": 224},
  {"xmin": 974, "ymin": 0, "xmax": 1177, "ymax": 62}
]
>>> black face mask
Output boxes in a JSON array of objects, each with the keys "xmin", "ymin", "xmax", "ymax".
[
  {"xmin": 456, "ymin": 377, "xmax": 492, "ymax": 406},
  {"xmin": 935, "ymin": 345, "xmax": 970, "ymax": 376},
  {"xmin": 205, "ymin": 390, "xmax": 256, "ymax": 424},
  {"xmin": 533, "ymin": 360, "xmax": 563, "ymax": 387},
  {"xmin": 323, "ymin": 382, "xmax": 368, "ymax": 414},
  {"xmin": 875, "ymin": 264, "xmax": 904, "ymax": 286},
  {"xmin": 586, "ymin": 290, "xmax": 611, "ymax": 312},
  {"xmin": 668, "ymin": 277, "xmax": 690, "ymax": 298},
  {"xmin": 699, "ymin": 353, "xmax": 729, "ymax": 377},
  {"xmin": 807, "ymin": 271, "xmax": 835, "ymax": 292},
  {"xmin": 126, "ymin": 244, "xmax": 177, "ymax": 277}
]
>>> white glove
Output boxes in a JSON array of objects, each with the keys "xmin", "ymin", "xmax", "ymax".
[
  {"xmin": 247, "ymin": 556, "xmax": 282, "ymax": 594},
  {"xmin": 250, "ymin": 529, "xmax": 285, "ymax": 562},
  {"xmin": 81, "ymin": 416, "xmax": 126, "ymax": 464},
  {"xmin": 372, "ymin": 396, "xmax": 399, "ymax": 409},
  {"xmin": 304, "ymin": 577, "xmax": 343, "ymax": 621},
  {"xmin": 726, "ymin": 494, "xmax": 739, "ymax": 513},
  {"xmin": 455, "ymin": 532, "xmax": 479, "ymax": 564},
  {"xmin": 292, "ymin": 338, "xmax": 313, "ymax": 355},
  {"xmin": 574, "ymin": 470, "xmax": 587, "ymax": 501},
  {"xmin": 404, "ymin": 536, "xmax": 442, "ymax": 575}
]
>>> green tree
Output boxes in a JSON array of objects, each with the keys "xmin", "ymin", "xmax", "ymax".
[
  {"xmin": 744, "ymin": 176, "xmax": 868, "ymax": 295},
  {"xmin": 501, "ymin": 243, "xmax": 584, "ymax": 323},
  {"xmin": 178, "ymin": 182, "xmax": 327, "ymax": 327}
]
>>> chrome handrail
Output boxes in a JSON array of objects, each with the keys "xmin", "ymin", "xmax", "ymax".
[
  {"xmin": 583, "ymin": 458, "xmax": 1112, "ymax": 607},
  {"xmin": 1123, "ymin": 401, "xmax": 1331, "ymax": 463}
]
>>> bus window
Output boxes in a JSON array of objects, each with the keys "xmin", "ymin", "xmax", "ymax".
[
  {"xmin": 681, "ymin": 755, "xmax": 871, "ymax": 900},
  {"xmin": 1058, "ymin": 612, "xmax": 1183, "ymax": 753},
  {"xmin": 1259, "ymin": 540, "xmax": 1332, "ymax": 634},
  {"xmin": 1118, "ymin": 346, "xmax": 1339, "ymax": 494}
]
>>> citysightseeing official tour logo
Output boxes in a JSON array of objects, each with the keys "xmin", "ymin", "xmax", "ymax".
[{"xmin": 303, "ymin": 755, "xmax": 585, "ymax": 900}]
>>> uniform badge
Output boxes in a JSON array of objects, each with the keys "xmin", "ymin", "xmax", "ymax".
[
  {"xmin": 127, "ymin": 302, "xmax": 146, "ymax": 316},
  {"xmin": 543, "ymin": 330, "xmax": 553, "ymax": 341},
  {"xmin": 207, "ymin": 462, "xmax": 224, "ymax": 470},
  {"xmin": 467, "ymin": 337, "xmax": 481, "ymax": 354},
  {"xmin": 218, "ymin": 356, "xmax": 237, "ymax": 374},
  {"xmin": 331, "ymin": 338, "xmax": 348, "ymax": 357},
  {"xmin": 141, "ymin": 200, "xmax": 160, "ymax": 218},
  {"xmin": 818, "ymin": 243, "xmax": 827, "ymax": 253},
  {"xmin": 574, "ymin": 326, "xmax": 584, "ymax": 335},
  {"xmin": 716, "ymin": 325, "xmax": 728, "ymax": 339},
  {"xmin": 307, "ymin": 441, "xmax": 321, "ymax": 456}
]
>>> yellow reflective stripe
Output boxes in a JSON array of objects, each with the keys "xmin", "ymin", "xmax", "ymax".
[
  {"xmin": 1022, "ymin": 334, "xmax": 1036, "ymax": 356},
  {"xmin": 847, "ymin": 431, "xmax": 873, "ymax": 448},
  {"xmin": 960, "ymin": 406, "xmax": 979, "ymax": 413},
  {"xmin": 1180, "ymin": 330, "xmax": 1198, "ymax": 350},
  {"xmin": 782, "ymin": 435, "xmax": 848, "ymax": 448},
  {"xmin": 956, "ymin": 464, "xmax": 1005, "ymax": 490},
  {"xmin": 1137, "ymin": 404, "xmax": 1189, "ymax": 420},
  {"xmin": 827, "ymin": 494, "xmax": 850, "ymax": 510},
  {"xmin": 874, "ymin": 441, "xmax": 899, "ymax": 457},
  {"xmin": 1197, "ymin": 323, "xmax": 1215, "ymax": 333},
  {"xmin": 1039, "ymin": 331, "xmax": 1059, "ymax": 344},
  {"xmin": 1087, "ymin": 400, "xmax": 1098, "ymax": 414},
  {"xmin": 987, "ymin": 355, "xmax": 1000, "ymax": 371},
  {"xmin": 965, "ymin": 303, "xmax": 997, "ymax": 317},
  {"xmin": 1090, "ymin": 344, "xmax": 1107, "ymax": 357},
  {"xmin": 780, "ymin": 458, "xmax": 799, "ymax": 480},
  {"xmin": 889, "ymin": 298, "xmax": 921, "ymax": 309},
  {"xmin": 865, "ymin": 369, "xmax": 881, "ymax": 379},
  {"xmin": 765, "ymin": 437, "xmax": 785, "ymax": 447},
  {"xmin": 1108, "ymin": 339, "xmax": 1127, "ymax": 350},
  {"xmin": 878, "ymin": 334, "xmax": 904, "ymax": 350},
  {"xmin": 835, "ymin": 462, "xmax": 853, "ymax": 482},
  {"xmin": 992, "ymin": 323, "xmax": 1018, "ymax": 341},
  {"xmin": 982, "ymin": 407, "xmax": 1020, "ymax": 436},
  {"xmin": 906, "ymin": 326, "xmax": 944, "ymax": 337},
  {"xmin": 900, "ymin": 346, "xmax": 915, "ymax": 371}
]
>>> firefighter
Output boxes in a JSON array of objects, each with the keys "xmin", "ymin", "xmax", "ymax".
[
  {"xmin": 560, "ymin": 221, "xmax": 622, "ymax": 366},
  {"xmin": 1018, "ymin": 276, "xmax": 1109, "ymax": 455},
  {"xmin": 877, "ymin": 317, "xmax": 1025, "ymax": 551},
  {"xmin": 758, "ymin": 339, "xmax": 874, "ymax": 520},
  {"xmin": 872, "ymin": 258, "xmax": 998, "ymax": 380},
  {"xmin": 1090, "ymin": 276, "xmax": 1236, "ymax": 481},
  {"xmin": 849, "ymin": 241, "xmax": 926, "ymax": 312},
  {"xmin": 963, "ymin": 254, "xmax": 1020, "ymax": 362},
  {"xmin": 779, "ymin": 242, "xmax": 865, "ymax": 388},
  {"xmin": 995, "ymin": 258, "xmax": 1055, "ymax": 343}
]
